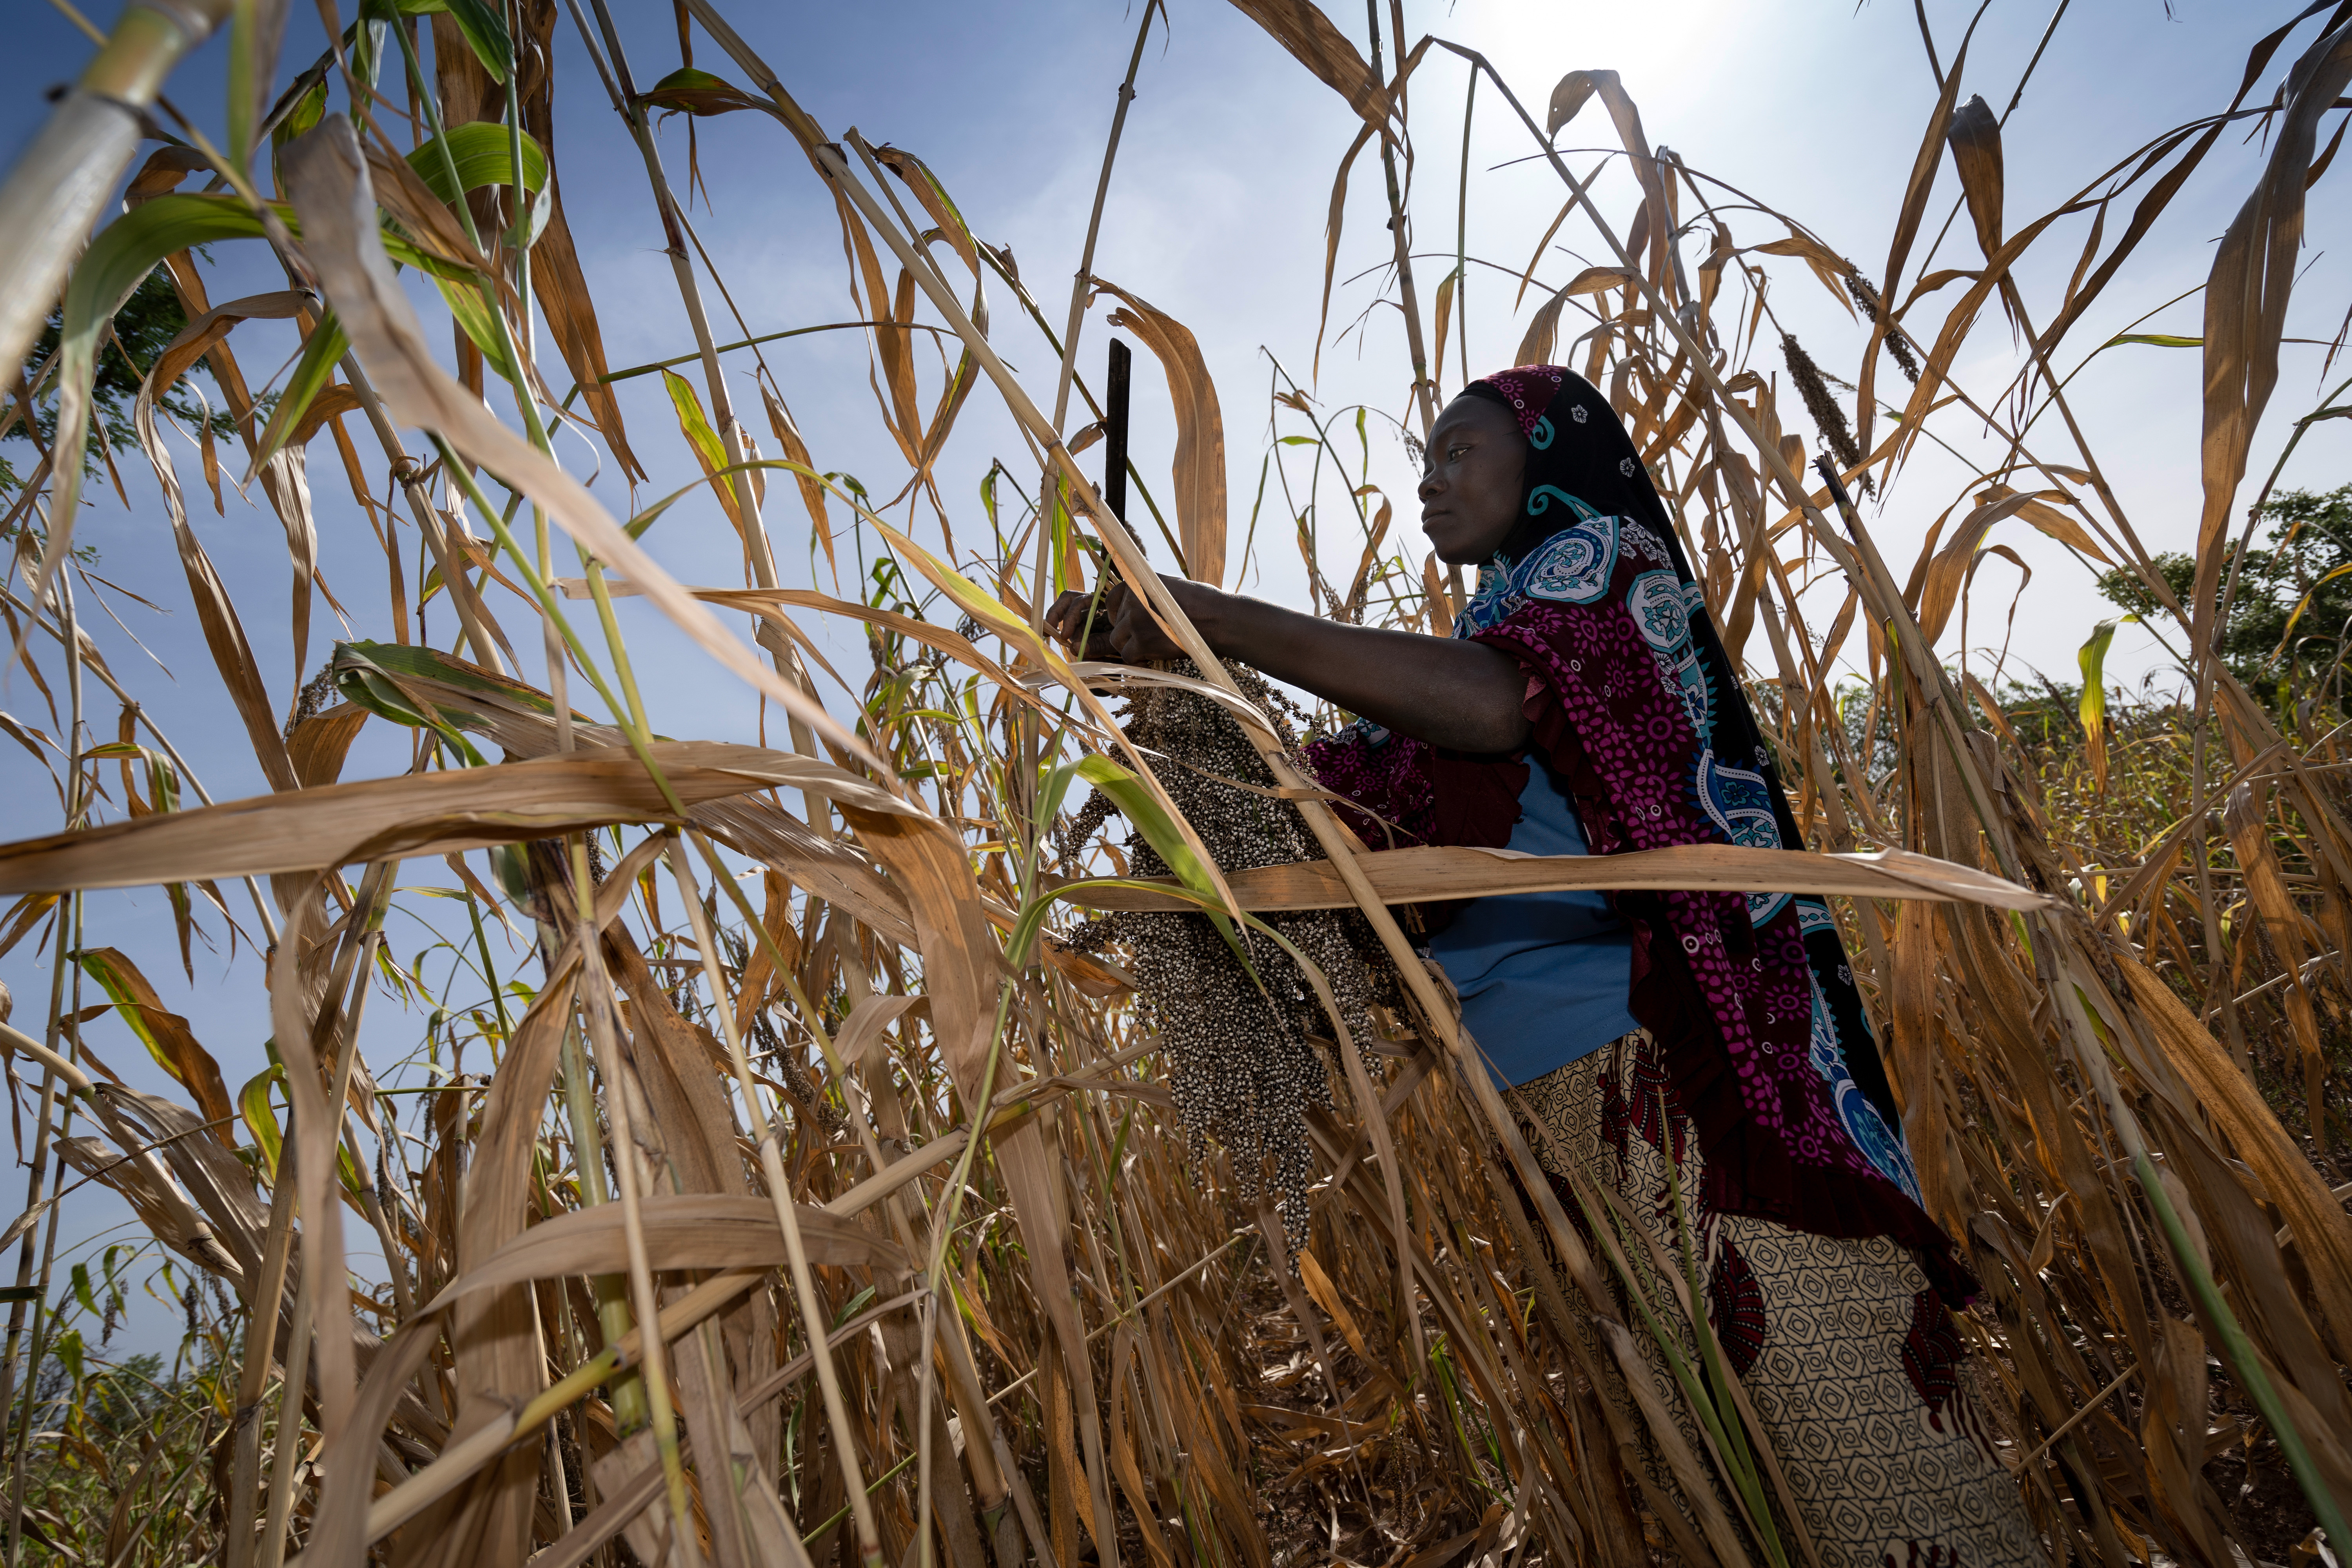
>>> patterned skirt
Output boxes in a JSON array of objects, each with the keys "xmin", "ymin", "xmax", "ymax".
[{"xmin": 1508, "ymin": 1030, "xmax": 2043, "ymax": 1568}]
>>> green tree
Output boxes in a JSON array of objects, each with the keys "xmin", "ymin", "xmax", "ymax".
[
  {"xmin": 2100, "ymin": 485, "xmax": 2352, "ymax": 710},
  {"xmin": 4, "ymin": 267, "xmax": 245, "ymax": 494}
]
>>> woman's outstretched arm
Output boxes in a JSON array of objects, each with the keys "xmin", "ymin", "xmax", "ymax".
[{"xmin": 1045, "ymin": 575, "xmax": 1531, "ymax": 755}]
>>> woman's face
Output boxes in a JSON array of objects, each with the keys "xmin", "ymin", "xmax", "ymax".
[{"xmin": 1417, "ymin": 395, "xmax": 1527, "ymax": 564}]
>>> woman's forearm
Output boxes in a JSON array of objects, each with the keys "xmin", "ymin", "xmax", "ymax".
[{"xmin": 1193, "ymin": 591, "xmax": 1530, "ymax": 753}]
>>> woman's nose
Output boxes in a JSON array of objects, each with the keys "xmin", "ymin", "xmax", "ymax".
[{"xmin": 1417, "ymin": 466, "xmax": 1443, "ymax": 501}]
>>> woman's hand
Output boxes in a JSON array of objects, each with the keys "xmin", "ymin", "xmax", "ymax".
[{"xmin": 1045, "ymin": 575, "xmax": 1221, "ymax": 664}]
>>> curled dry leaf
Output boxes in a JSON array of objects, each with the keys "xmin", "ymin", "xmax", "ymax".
[{"xmin": 1093, "ymin": 279, "xmax": 1227, "ymax": 586}]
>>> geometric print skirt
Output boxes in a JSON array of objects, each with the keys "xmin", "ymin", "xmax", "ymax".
[{"xmin": 1508, "ymin": 1031, "xmax": 2046, "ymax": 1568}]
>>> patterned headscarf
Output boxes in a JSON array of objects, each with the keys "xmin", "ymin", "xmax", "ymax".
[{"xmin": 1310, "ymin": 365, "xmax": 1965, "ymax": 1297}]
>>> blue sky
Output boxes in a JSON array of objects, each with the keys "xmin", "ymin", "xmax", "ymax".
[{"xmin": 3, "ymin": 0, "xmax": 2347, "ymax": 1357}]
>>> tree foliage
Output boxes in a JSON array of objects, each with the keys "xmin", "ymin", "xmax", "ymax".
[
  {"xmin": 5, "ymin": 267, "xmax": 243, "ymax": 486},
  {"xmin": 2102, "ymin": 485, "xmax": 2352, "ymax": 706}
]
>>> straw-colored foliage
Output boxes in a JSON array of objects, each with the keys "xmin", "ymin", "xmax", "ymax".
[{"xmin": 0, "ymin": 2, "xmax": 2347, "ymax": 1566}]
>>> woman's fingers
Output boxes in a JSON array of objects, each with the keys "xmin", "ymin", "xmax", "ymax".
[
  {"xmin": 1048, "ymin": 583, "xmax": 1143, "ymax": 661},
  {"xmin": 1047, "ymin": 580, "xmax": 1199, "ymax": 662},
  {"xmin": 1044, "ymin": 588, "xmax": 1093, "ymax": 641},
  {"xmin": 1047, "ymin": 586, "xmax": 1111, "ymax": 655}
]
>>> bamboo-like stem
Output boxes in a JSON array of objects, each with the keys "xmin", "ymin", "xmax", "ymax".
[
  {"xmin": 1452, "ymin": 65, "xmax": 1475, "ymax": 392},
  {"xmin": 1365, "ymin": 0, "xmax": 1436, "ymax": 440},
  {"xmin": 0, "ymin": 0, "xmax": 236, "ymax": 374},
  {"xmin": 1048, "ymin": 2, "xmax": 1161, "ymax": 440}
]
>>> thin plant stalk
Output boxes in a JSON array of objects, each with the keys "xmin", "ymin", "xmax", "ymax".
[
  {"xmin": 569, "ymin": 907, "xmax": 701, "ymax": 1568},
  {"xmin": 1048, "ymin": 1, "xmax": 1163, "ymax": 439},
  {"xmin": 667, "ymin": 834, "xmax": 885, "ymax": 1568},
  {"xmin": 0, "ymin": 546, "xmax": 88, "ymax": 1568}
]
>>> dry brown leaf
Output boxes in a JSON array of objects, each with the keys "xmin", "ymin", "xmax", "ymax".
[
  {"xmin": 1225, "ymin": 0, "xmax": 1390, "ymax": 124},
  {"xmin": 2192, "ymin": 21, "xmax": 2352, "ymax": 635},
  {"xmin": 0, "ymin": 742, "xmax": 829, "ymax": 893},
  {"xmin": 283, "ymin": 383, "xmax": 365, "ymax": 451},
  {"xmin": 760, "ymin": 383, "xmax": 835, "ymax": 579},
  {"xmin": 532, "ymin": 188, "xmax": 647, "ymax": 485},
  {"xmin": 430, "ymin": 1195, "xmax": 907, "ymax": 1305},
  {"xmin": 1058, "ymin": 842, "xmax": 2047, "ymax": 913},
  {"xmin": 1916, "ymin": 488, "xmax": 2042, "ymax": 646},
  {"xmin": 1973, "ymin": 483, "xmax": 2112, "ymax": 564},
  {"xmin": 131, "ymin": 358, "xmax": 300, "ymax": 797},
  {"xmin": 77, "ymin": 946, "xmax": 234, "ymax": 1145},
  {"xmin": 1944, "ymin": 94, "xmax": 2006, "ymax": 260},
  {"xmin": 1516, "ymin": 267, "xmax": 1634, "ymax": 366},
  {"xmin": 287, "ymin": 702, "xmax": 369, "ymax": 789},
  {"xmin": 1855, "ymin": 33, "xmax": 1973, "ymax": 462},
  {"xmin": 1093, "ymin": 280, "xmax": 1226, "ymax": 586}
]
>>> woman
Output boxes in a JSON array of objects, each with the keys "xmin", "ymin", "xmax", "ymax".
[{"xmin": 1048, "ymin": 365, "xmax": 2038, "ymax": 1567}]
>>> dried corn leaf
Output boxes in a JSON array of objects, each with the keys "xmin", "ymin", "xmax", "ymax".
[
  {"xmin": 1060, "ymin": 842, "xmax": 2047, "ymax": 913},
  {"xmin": 1226, "ymin": 0, "xmax": 1391, "ymax": 124},
  {"xmin": 0, "ymin": 742, "xmax": 829, "ymax": 893}
]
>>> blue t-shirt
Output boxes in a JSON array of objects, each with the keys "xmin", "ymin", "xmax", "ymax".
[{"xmin": 1426, "ymin": 756, "xmax": 1639, "ymax": 1089}]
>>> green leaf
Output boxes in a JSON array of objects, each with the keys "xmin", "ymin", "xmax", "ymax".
[
  {"xmin": 2102, "ymin": 332, "xmax": 2201, "ymax": 349},
  {"xmin": 1065, "ymin": 757, "xmax": 1249, "ymax": 961},
  {"xmin": 330, "ymin": 659, "xmax": 489, "ymax": 766},
  {"xmin": 490, "ymin": 842, "xmax": 532, "ymax": 903},
  {"xmin": 239, "ymin": 1067, "xmax": 285, "ymax": 1175},
  {"xmin": 337, "ymin": 1141, "xmax": 371, "ymax": 1209},
  {"xmin": 660, "ymin": 368, "xmax": 738, "ymax": 526},
  {"xmin": 336, "ymin": 639, "xmax": 566, "ymax": 715},
  {"xmin": 624, "ymin": 456, "xmax": 803, "ymax": 540},
  {"xmin": 253, "ymin": 312, "xmax": 349, "ymax": 467},
  {"xmin": 2076, "ymin": 615, "xmax": 2138, "ymax": 733},
  {"xmin": 405, "ymin": 122, "xmax": 546, "ymax": 205},
  {"xmin": 433, "ymin": 271, "xmax": 514, "ymax": 380},
  {"xmin": 271, "ymin": 79, "xmax": 329, "ymax": 149},
  {"xmin": 398, "ymin": 0, "xmax": 511, "ymax": 83}
]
